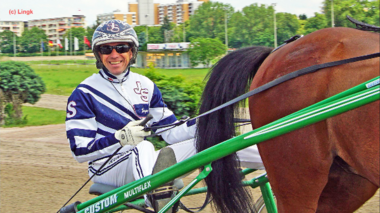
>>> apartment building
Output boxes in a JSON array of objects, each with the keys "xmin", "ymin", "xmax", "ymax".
[
  {"xmin": 97, "ymin": 9, "xmax": 137, "ymax": 26},
  {"xmin": 28, "ymin": 15, "xmax": 86, "ymax": 45},
  {"xmin": 0, "ymin": 21, "xmax": 26, "ymax": 36},
  {"xmin": 157, "ymin": 0, "xmax": 206, "ymax": 25},
  {"xmin": 97, "ymin": 0, "xmax": 207, "ymax": 26}
]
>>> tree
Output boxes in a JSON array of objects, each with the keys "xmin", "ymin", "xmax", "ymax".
[
  {"xmin": 299, "ymin": 14, "xmax": 308, "ymax": 20},
  {"xmin": 276, "ymin": 13, "xmax": 300, "ymax": 44},
  {"xmin": 0, "ymin": 62, "xmax": 45, "ymax": 125},
  {"xmin": 187, "ymin": 2, "xmax": 233, "ymax": 44},
  {"xmin": 161, "ymin": 16, "xmax": 175, "ymax": 42},
  {"xmin": 323, "ymin": 0, "xmax": 379, "ymax": 27},
  {"xmin": 229, "ymin": 3, "xmax": 275, "ymax": 47},
  {"xmin": 0, "ymin": 30, "xmax": 18, "ymax": 53},
  {"xmin": 64, "ymin": 27, "xmax": 86, "ymax": 51},
  {"xmin": 146, "ymin": 26, "xmax": 164, "ymax": 43},
  {"xmin": 138, "ymin": 32, "xmax": 147, "ymax": 51},
  {"xmin": 188, "ymin": 37, "xmax": 226, "ymax": 67},
  {"xmin": 86, "ymin": 26, "xmax": 95, "ymax": 47},
  {"xmin": 19, "ymin": 27, "xmax": 47, "ymax": 53},
  {"xmin": 303, "ymin": 13, "xmax": 328, "ymax": 34}
]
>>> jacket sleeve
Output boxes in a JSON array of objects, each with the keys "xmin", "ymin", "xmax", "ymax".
[
  {"xmin": 65, "ymin": 88, "xmax": 122, "ymax": 163},
  {"xmin": 148, "ymin": 84, "xmax": 196, "ymax": 144}
]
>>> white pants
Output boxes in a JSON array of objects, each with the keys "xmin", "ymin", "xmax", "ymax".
[{"xmin": 89, "ymin": 139, "xmax": 264, "ymax": 188}]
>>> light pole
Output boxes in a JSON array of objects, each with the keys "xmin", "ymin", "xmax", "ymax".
[
  {"xmin": 182, "ymin": 12, "xmax": 186, "ymax": 42},
  {"xmin": 224, "ymin": 7, "xmax": 228, "ymax": 54},
  {"xmin": 69, "ymin": 19, "xmax": 72, "ymax": 56},
  {"xmin": 331, "ymin": 0, "xmax": 335, "ymax": 27},
  {"xmin": 272, "ymin": 3, "xmax": 277, "ymax": 48},
  {"xmin": 145, "ymin": 15, "xmax": 149, "ymax": 42},
  {"xmin": 13, "ymin": 32, "xmax": 16, "ymax": 57}
]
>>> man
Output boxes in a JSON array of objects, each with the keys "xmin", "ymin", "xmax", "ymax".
[{"xmin": 66, "ymin": 20, "xmax": 263, "ymax": 212}]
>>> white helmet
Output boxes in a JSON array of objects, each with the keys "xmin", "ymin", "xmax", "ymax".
[{"xmin": 92, "ymin": 20, "xmax": 139, "ymax": 69}]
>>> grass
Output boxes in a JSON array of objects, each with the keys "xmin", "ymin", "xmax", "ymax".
[
  {"xmin": 3, "ymin": 106, "xmax": 66, "ymax": 128},
  {"xmin": 30, "ymin": 63, "xmax": 210, "ymax": 96},
  {"xmin": 2, "ymin": 60, "xmax": 211, "ymax": 127},
  {"xmin": 31, "ymin": 64, "xmax": 99, "ymax": 95},
  {"xmin": 25, "ymin": 59, "xmax": 97, "ymax": 65}
]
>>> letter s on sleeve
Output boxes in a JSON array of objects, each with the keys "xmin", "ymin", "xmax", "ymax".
[{"xmin": 67, "ymin": 101, "xmax": 77, "ymax": 118}]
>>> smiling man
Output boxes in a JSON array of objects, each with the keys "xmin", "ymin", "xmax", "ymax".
[
  {"xmin": 65, "ymin": 20, "xmax": 199, "ymax": 212},
  {"xmin": 65, "ymin": 20, "xmax": 264, "ymax": 213}
]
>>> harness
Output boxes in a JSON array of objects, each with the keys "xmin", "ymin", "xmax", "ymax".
[
  {"xmin": 146, "ymin": 16, "xmax": 380, "ymax": 137},
  {"xmin": 145, "ymin": 51, "xmax": 380, "ymax": 137}
]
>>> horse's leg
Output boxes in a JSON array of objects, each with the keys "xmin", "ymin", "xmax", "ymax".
[
  {"xmin": 255, "ymin": 124, "xmax": 333, "ymax": 213},
  {"xmin": 317, "ymin": 157, "xmax": 378, "ymax": 213}
]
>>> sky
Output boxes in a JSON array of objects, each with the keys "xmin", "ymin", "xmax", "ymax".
[{"xmin": 1, "ymin": 0, "xmax": 324, "ymax": 27}]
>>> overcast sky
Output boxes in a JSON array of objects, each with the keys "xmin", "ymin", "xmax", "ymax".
[{"xmin": 1, "ymin": 0, "xmax": 324, "ymax": 27}]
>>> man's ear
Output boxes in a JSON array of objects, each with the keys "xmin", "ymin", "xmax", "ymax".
[{"xmin": 130, "ymin": 52, "xmax": 133, "ymax": 59}]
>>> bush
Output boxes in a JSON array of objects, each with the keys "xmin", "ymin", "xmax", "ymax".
[
  {"xmin": 0, "ymin": 61, "xmax": 45, "ymax": 125},
  {"xmin": 144, "ymin": 69, "xmax": 203, "ymax": 118},
  {"xmin": 3, "ymin": 103, "xmax": 28, "ymax": 126},
  {"xmin": 143, "ymin": 68, "xmax": 204, "ymax": 149}
]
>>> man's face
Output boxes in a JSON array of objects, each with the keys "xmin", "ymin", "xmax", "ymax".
[{"xmin": 99, "ymin": 42, "xmax": 132, "ymax": 75}]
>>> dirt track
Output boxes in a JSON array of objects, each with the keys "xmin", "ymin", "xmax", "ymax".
[{"xmin": 0, "ymin": 95, "xmax": 379, "ymax": 212}]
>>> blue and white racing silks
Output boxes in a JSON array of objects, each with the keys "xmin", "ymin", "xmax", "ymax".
[{"xmin": 66, "ymin": 69, "xmax": 196, "ymax": 164}]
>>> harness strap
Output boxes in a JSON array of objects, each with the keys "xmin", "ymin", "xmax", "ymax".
[
  {"xmin": 179, "ymin": 192, "xmax": 212, "ymax": 213},
  {"xmin": 146, "ymin": 52, "xmax": 380, "ymax": 137}
]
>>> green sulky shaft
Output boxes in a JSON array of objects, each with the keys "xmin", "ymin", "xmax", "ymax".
[{"xmin": 75, "ymin": 80, "xmax": 379, "ymax": 213}]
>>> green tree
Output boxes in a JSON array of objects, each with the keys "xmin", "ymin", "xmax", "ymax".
[
  {"xmin": 91, "ymin": 17, "xmax": 102, "ymax": 30},
  {"xmin": 187, "ymin": 2, "xmax": 233, "ymax": 44},
  {"xmin": 303, "ymin": 13, "xmax": 328, "ymax": 34},
  {"xmin": 188, "ymin": 37, "xmax": 226, "ymax": 67},
  {"xmin": 19, "ymin": 27, "xmax": 47, "ymax": 53},
  {"xmin": 64, "ymin": 27, "xmax": 86, "ymax": 51},
  {"xmin": 86, "ymin": 26, "xmax": 95, "ymax": 47},
  {"xmin": 161, "ymin": 16, "xmax": 175, "ymax": 42},
  {"xmin": 299, "ymin": 14, "xmax": 308, "ymax": 20},
  {"xmin": 323, "ymin": 0, "xmax": 379, "ymax": 27},
  {"xmin": 0, "ymin": 61, "xmax": 45, "ymax": 125},
  {"xmin": 0, "ymin": 30, "xmax": 18, "ymax": 53},
  {"xmin": 229, "ymin": 3, "xmax": 275, "ymax": 47},
  {"xmin": 276, "ymin": 13, "xmax": 300, "ymax": 44},
  {"xmin": 171, "ymin": 20, "xmax": 189, "ymax": 43},
  {"xmin": 137, "ymin": 32, "xmax": 146, "ymax": 51},
  {"xmin": 147, "ymin": 26, "xmax": 164, "ymax": 43}
]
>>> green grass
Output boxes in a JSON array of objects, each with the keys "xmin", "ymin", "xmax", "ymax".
[
  {"xmin": 3, "ymin": 106, "xmax": 66, "ymax": 128},
  {"xmin": 30, "ymin": 63, "xmax": 210, "ymax": 96},
  {"xmin": 25, "ymin": 59, "xmax": 96, "ymax": 65},
  {"xmin": 1, "ymin": 61, "xmax": 210, "ymax": 128}
]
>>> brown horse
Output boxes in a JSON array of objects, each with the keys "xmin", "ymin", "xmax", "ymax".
[{"xmin": 196, "ymin": 27, "xmax": 379, "ymax": 213}]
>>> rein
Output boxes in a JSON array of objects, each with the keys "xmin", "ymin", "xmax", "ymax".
[{"xmin": 145, "ymin": 52, "xmax": 380, "ymax": 137}]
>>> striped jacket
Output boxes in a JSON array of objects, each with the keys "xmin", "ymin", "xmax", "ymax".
[{"xmin": 66, "ymin": 69, "xmax": 195, "ymax": 163}]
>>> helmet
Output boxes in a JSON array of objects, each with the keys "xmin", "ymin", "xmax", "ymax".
[{"xmin": 92, "ymin": 20, "xmax": 139, "ymax": 69}]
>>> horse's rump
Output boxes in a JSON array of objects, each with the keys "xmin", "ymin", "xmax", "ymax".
[
  {"xmin": 197, "ymin": 26, "xmax": 379, "ymax": 213},
  {"xmin": 250, "ymin": 27, "xmax": 379, "ymax": 212}
]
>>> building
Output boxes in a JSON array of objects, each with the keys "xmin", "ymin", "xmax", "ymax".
[
  {"xmin": 136, "ymin": 42, "xmax": 205, "ymax": 68},
  {"xmin": 97, "ymin": 0, "xmax": 208, "ymax": 26},
  {"xmin": 137, "ymin": 0, "xmax": 156, "ymax": 25},
  {"xmin": 157, "ymin": 0, "xmax": 206, "ymax": 24},
  {"xmin": 0, "ymin": 21, "xmax": 26, "ymax": 36},
  {"xmin": 28, "ymin": 15, "xmax": 86, "ymax": 45},
  {"xmin": 97, "ymin": 9, "xmax": 137, "ymax": 26}
]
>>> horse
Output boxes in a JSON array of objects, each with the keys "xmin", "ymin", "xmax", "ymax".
[{"xmin": 196, "ymin": 26, "xmax": 379, "ymax": 213}]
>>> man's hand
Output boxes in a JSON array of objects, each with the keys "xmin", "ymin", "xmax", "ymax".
[{"xmin": 115, "ymin": 120, "xmax": 150, "ymax": 147}]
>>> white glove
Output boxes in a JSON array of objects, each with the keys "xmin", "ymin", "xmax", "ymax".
[{"xmin": 115, "ymin": 120, "xmax": 150, "ymax": 147}]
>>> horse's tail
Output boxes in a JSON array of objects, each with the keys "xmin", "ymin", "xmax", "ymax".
[{"xmin": 196, "ymin": 46, "xmax": 273, "ymax": 213}]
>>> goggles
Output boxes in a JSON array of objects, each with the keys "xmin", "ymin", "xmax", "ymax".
[{"xmin": 99, "ymin": 44, "xmax": 131, "ymax": 54}]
